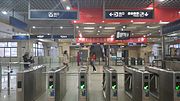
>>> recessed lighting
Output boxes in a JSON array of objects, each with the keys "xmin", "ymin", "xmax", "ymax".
[
  {"xmin": 66, "ymin": 6, "xmax": 71, "ymax": 10},
  {"xmin": 60, "ymin": 26, "xmax": 63, "ymax": 29},
  {"xmin": 76, "ymin": 26, "xmax": 79, "ymax": 29},
  {"xmin": 178, "ymin": 11, "xmax": 180, "ymax": 14},
  {"xmin": 98, "ymin": 30, "xmax": 100, "ymax": 33},
  {"xmin": 73, "ymin": 20, "xmax": 77, "ymax": 23},
  {"xmin": 83, "ymin": 27, "xmax": 95, "ymax": 30},
  {"xmin": 83, "ymin": 23, "xmax": 95, "ymax": 24},
  {"xmin": 102, "ymin": 21, "xmax": 105, "ymax": 23},
  {"xmin": 143, "ymin": 35, "xmax": 146, "ymax": 37},
  {"xmin": 99, "ymin": 26, "xmax": 102, "ymax": 29},
  {"xmin": 62, "ymin": 0, "xmax": 66, "ymax": 2},
  {"xmin": 1, "ymin": 11, "xmax": 7, "ymax": 15},
  {"xmin": 47, "ymin": 33, "xmax": 50, "ymax": 35},
  {"xmin": 121, "ymin": 28, "xmax": 124, "ymax": 31},
  {"xmin": 123, "ymin": 26, "xmax": 126, "ymax": 29},
  {"xmin": 131, "ymin": 20, "xmax": 134, "ymax": 22},
  {"xmin": 104, "ymin": 27, "xmax": 115, "ymax": 30},
  {"xmin": 32, "ymin": 26, "xmax": 36, "ymax": 29},
  {"xmin": 159, "ymin": 0, "xmax": 165, "ymax": 2},
  {"xmin": 133, "ymin": 22, "xmax": 146, "ymax": 24}
]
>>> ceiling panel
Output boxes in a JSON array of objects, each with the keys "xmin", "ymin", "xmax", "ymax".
[{"xmin": 157, "ymin": 0, "xmax": 180, "ymax": 8}]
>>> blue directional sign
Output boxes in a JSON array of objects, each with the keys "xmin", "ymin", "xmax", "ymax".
[
  {"xmin": 105, "ymin": 10, "xmax": 154, "ymax": 19},
  {"xmin": 30, "ymin": 35, "xmax": 52, "ymax": 39},
  {"xmin": 12, "ymin": 35, "xmax": 29, "ymax": 40},
  {"xmin": 29, "ymin": 10, "xmax": 78, "ymax": 20},
  {"xmin": 53, "ymin": 35, "xmax": 74, "ymax": 39}
]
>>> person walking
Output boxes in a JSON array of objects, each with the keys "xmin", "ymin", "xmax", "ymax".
[
  {"xmin": 63, "ymin": 50, "xmax": 69, "ymax": 70},
  {"xmin": 90, "ymin": 53, "xmax": 96, "ymax": 72}
]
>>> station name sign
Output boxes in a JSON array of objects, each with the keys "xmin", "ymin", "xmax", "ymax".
[
  {"xmin": 12, "ymin": 35, "xmax": 74, "ymax": 40},
  {"xmin": 115, "ymin": 31, "xmax": 130, "ymax": 40},
  {"xmin": 29, "ymin": 10, "xmax": 78, "ymax": 20},
  {"xmin": 105, "ymin": 10, "xmax": 154, "ymax": 19}
]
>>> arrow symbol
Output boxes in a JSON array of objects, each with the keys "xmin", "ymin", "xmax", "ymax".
[
  {"xmin": 109, "ymin": 12, "xmax": 113, "ymax": 17},
  {"xmin": 145, "ymin": 12, "xmax": 149, "ymax": 16}
]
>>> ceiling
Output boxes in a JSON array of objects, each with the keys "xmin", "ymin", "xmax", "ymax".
[{"xmin": 0, "ymin": 0, "xmax": 179, "ymax": 38}]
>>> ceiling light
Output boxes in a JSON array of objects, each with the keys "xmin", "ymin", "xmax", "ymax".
[
  {"xmin": 126, "ymin": 26, "xmax": 137, "ymax": 29},
  {"xmin": 143, "ymin": 35, "xmax": 146, "ymax": 37},
  {"xmin": 146, "ymin": 7, "xmax": 153, "ymax": 10},
  {"xmin": 131, "ymin": 20, "xmax": 134, "ymax": 22},
  {"xmin": 66, "ymin": 6, "xmax": 71, "ymax": 10},
  {"xmin": 111, "ymin": 35, "xmax": 114, "ymax": 38},
  {"xmin": 83, "ymin": 30, "xmax": 94, "ymax": 33},
  {"xmin": 159, "ymin": 20, "xmax": 169, "ymax": 24},
  {"xmin": 60, "ymin": 26, "xmax": 63, "ymax": 29},
  {"xmin": 1, "ymin": 11, "xmax": 7, "ymax": 15},
  {"xmin": 132, "ymin": 33, "xmax": 134, "ymax": 35},
  {"xmin": 76, "ymin": 26, "xmax": 79, "ymax": 29},
  {"xmin": 83, "ymin": 27, "xmax": 95, "ymax": 30},
  {"xmin": 83, "ymin": 23, "xmax": 95, "ymax": 24},
  {"xmin": 179, "ymin": 11, "xmax": 180, "ymax": 14},
  {"xmin": 104, "ymin": 27, "xmax": 116, "ymax": 30},
  {"xmin": 62, "ymin": 0, "xmax": 66, "ymax": 2},
  {"xmin": 47, "ymin": 33, "xmax": 50, "ymax": 35},
  {"xmin": 32, "ymin": 26, "xmax": 36, "ymax": 29},
  {"xmin": 99, "ymin": 26, "xmax": 102, "ymax": 29},
  {"xmin": 98, "ymin": 30, "xmax": 100, "ymax": 33},
  {"xmin": 122, "ymin": 26, "xmax": 126, "ymax": 29},
  {"xmin": 133, "ymin": 22, "xmax": 146, "ymax": 24},
  {"xmin": 102, "ymin": 21, "xmax": 105, "ymax": 23},
  {"xmin": 147, "ymin": 26, "xmax": 160, "ymax": 29},
  {"xmin": 159, "ymin": 0, "xmax": 165, "ymax": 2},
  {"xmin": 121, "ymin": 28, "xmax": 124, "ymax": 31},
  {"xmin": 73, "ymin": 20, "xmax": 77, "ymax": 23}
]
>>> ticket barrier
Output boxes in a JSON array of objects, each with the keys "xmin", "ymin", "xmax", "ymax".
[
  {"xmin": 103, "ymin": 66, "xmax": 118, "ymax": 101},
  {"xmin": 124, "ymin": 66, "xmax": 150, "ymax": 101},
  {"xmin": 48, "ymin": 66, "xmax": 67, "ymax": 101},
  {"xmin": 137, "ymin": 58, "xmax": 145, "ymax": 65},
  {"xmin": 131, "ymin": 58, "xmax": 136, "ymax": 66},
  {"xmin": 16, "ymin": 65, "xmax": 46, "ymax": 101},
  {"xmin": 145, "ymin": 66, "xmax": 180, "ymax": 101},
  {"xmin": 78, "ymin": 66, "xmax": 89, "ymax": 101}
]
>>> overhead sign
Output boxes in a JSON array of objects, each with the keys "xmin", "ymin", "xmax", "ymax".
[
  {"xmin": 115, "ymin": 31, "xmax": 130, "ymax": 40},
  {"xmin": 12, "ymin": 35, "xmax": 29, "ymax": 40},
  {"xmin": 30, "ymin": 35, "xmax": 52, "ymax": 39},
  {"xmin": 53, "ymin": 35, "xmax": 74, "ymax": 39},
  {"xmin": 10, "ymin": 17, "xmax": 28, "ymax": 30},
  {"xmin": 29, "ymin": 10, "xmax": 78, "ymax": 20},
  {"xmin": 105, "ymin": 10, "xmax": 154, "ymax": 19}
]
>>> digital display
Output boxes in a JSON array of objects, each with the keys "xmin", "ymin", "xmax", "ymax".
[
  {"xmin": 12, "ymin": 35, "xmax": 29, "ymax": 40},
  {"xmin": 115, "ymin": 31, "xmax": 130, "ymax": 40},
  {"xmin": 144, "ymin": 82, "xmax": 149, "ymax": 90},
  {"xmin": 112, "ymin": 81, "xmax": 117, "ymax": 89},
  {"xmin": 80, "ymin": 81, "xmax": 85, "ymax": 89},
  {"xmin": 176, "ymin": 82, "xmax": 180, "ymax": 91},
  {"xmin": 17, "ymin": 81, "xmax": 22, "ymax": 88},
  {"xmin": 49, "ymin": 81, "xmax": 54, "ymax": 89}
]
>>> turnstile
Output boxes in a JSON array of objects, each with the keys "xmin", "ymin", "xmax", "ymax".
[
  {"xmin": 16, "ymin": 65, "xmax": 46, "ymax": 101},
  {"xmin": 124, "ymin": 66, "xmax": 150, "ymax": 101},
  {"xmin": 145, "ymin": 66, "xmax": 180, "ymax": 101},
  {"xmin": 103, "ymin": 66, "xmax": 118, "ymax": 101},
  {"xmin": 48, "ymin": 66, "xmax": 67, "ymax": 101},
  {"xmin": 78, "ymin": 66, "xmax": 89, "ymax": 101}
]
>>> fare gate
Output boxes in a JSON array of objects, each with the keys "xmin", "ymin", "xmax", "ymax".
[
  {"xmin": 48, "ymin": 66, "xmax": 67, "ymax": 101},
  {"xmin": 78, "ymin": 66, "xmax": 89, "ymax": 101},
  {"xmin": 124, "ymin": 66, "xmax": 150, "ymax": 101},
  {"xmin": 145, "ymin": 66, "xmax": 180, "ymax": 101},
  {"xmin": 16, "ymin": 65, "xmax": 46, "ymax": 101},
  {"xmin": 103, "ymin": 66, "xmax": 118, "ymax": 101}
]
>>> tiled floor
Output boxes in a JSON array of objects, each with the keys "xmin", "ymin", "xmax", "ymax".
[{"xmin": 0, "ymin": 63, "xmax": 138, "ymax": 101}]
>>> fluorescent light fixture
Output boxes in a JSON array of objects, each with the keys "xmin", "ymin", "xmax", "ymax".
[
  {"xmin": 159, "ymin": 21, "xmax": 169, "ymax": 24},
  {"xmin": 104, "ymin": 27, "xmax": 116, "ymax": 30},
  {"xmin": 146, "ymin": 7, "xmax": 153, "ymax": 10},
  {"xmin": 32, "ymin": 26, "xmax": 36, "ymax": 29},
  {"xmin": 126, "ymin": 26, "xmax": 137, "ymax": 29},
  {"xmin": 37, "ymin": 35, "xmax": 44, "ymax": 38},
  {"xmin": 168, "ymin": 33, "xmax": 178, "ymax": 36},
  {"xmin": 83, "ymin": 30, "xmax": 94, "ymax": 33},
  {"xmin": 83, "ymin": 27, "xmax": 95, "ymax": 30},
  {"xmin": 108, "ymin": 22, "xmax": 120, "ymax": 24},
  {"xmin": 66, "ymin": 6, "xmax": 71, "ymax": 10},
  {"xmin": 159, "ymin": 0, "xmax": 165, "ymax": 2},
  {"xmin": 99, "ymin": 26, "xmax": 102, "ymax": 29},
  {"xmin": 60, "ymin": 26, "xmax": 63, "ymax": 29},
  {"xmin": 122, "ymin": 26, "xmax": 126, "ymax": 28},
  {"xmin": 76, "ymin": 26, "xmax": 79, "ymax": 29},
  {"xmin": 147, "ymin": 26, "xmax": 160, "ymax": 29},
  {"xmin": 1, "ymin": 11, "xmax": 7, "ymax": 15},
  {"xmin": 83, "ymin": 23, "xmax": 95, "ymax": 24},
  {"xmin": 133, "ymin": 22, "xmax": 146, "ymax": 24}
]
